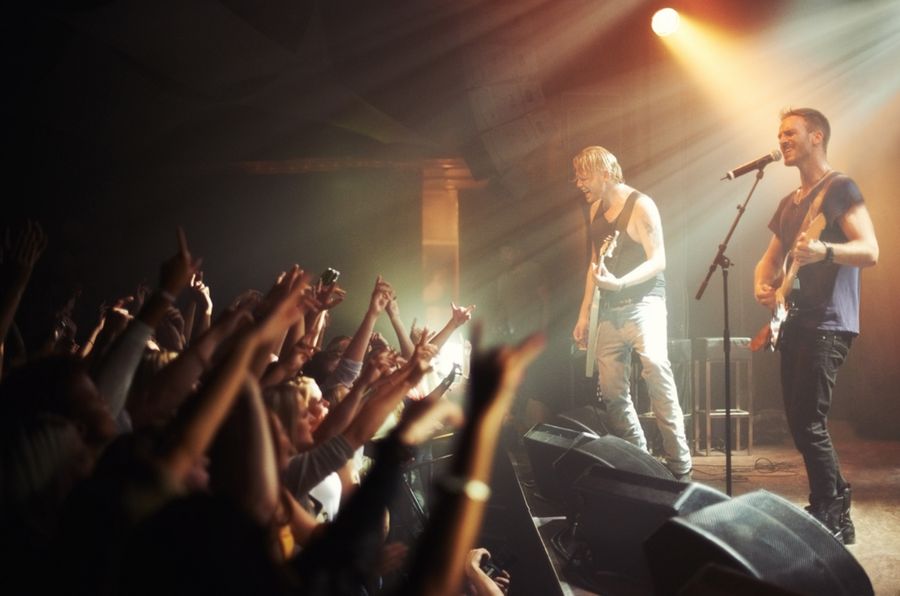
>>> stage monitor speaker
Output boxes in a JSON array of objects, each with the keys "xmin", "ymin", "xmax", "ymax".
[
  {"xmin": 553, "ymin": 434, "xmax": 675, "ymax": 503},
  {"xmin": 570, "ymin": 466, "xmax": 729, "ymax": 583},
  {"xmin": 679, "ymin": 563, "xmax": 803, "ymax": 596},
  {"xmin": 645, "ymin": 490, "xmax": 873, "ymax": 596},
  {"xmin": 522, "ymin": 424, "xmax": 598, "ymax": 503},
  {"xmin": 553, "ymin": 404, "xmax": 609, "ymax": 436}
]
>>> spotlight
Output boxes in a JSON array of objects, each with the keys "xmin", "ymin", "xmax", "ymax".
[{"xmin": 652, "ymin": 8, "xmax": 680, "ymax": 37}]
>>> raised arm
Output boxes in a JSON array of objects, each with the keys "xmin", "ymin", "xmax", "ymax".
[
  {"xmin": 311, "ymin": 348, "xmax": 396, "ymax": 444},
  {"xmin": 385, "ymin": 293, "xmax": 416, "ymax": 358},
  {"xmin": 249, "ymin": 266, "xmax": 307, "ymax": 378},
  {"xmin": 159, "ymin": 274, "xmax": 307, "ymax": 486},
  {"xmin": 339, "ymin": 338, "xmax": 437, "ymax": 450},
  {"xmin": 342, "ymin": 276, "xmax": 393, "ymax": 365},
  {"xmin": 93, "ymin": 227, "xmax": 199, "ymax": 424},
  {"xmin": 0, "ymin": 221, "xmax": 48, "ymax": 369},
  {"xmin": 429, "ymin": 302, "xmax": 476, "ymax": 351},
  {"xmin": 133, "ymin": 307, "xmax": 252, "ymax": 427},
  {"xmin": 207, "ymin": 378, "xmax": 280, "ymax": 526},
  {"xmin": 182, "ymin": 271, "xmax": 213, "ymax": 346},
  {"xmin": 288, "ymin": 387, "xmax": 464, "ymax": 592},
  {"xmin": 404, "ymin": 324, "xmax": 545, "ymax": 596}
]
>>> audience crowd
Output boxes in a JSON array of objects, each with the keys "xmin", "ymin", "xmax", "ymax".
[{"xmin": 0, "ymin": 222, "xmax": 541, "ymax": 595}]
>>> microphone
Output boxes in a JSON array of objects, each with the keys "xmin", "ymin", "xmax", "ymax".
[{"xmin": 722, "ymin": 149, "xmax": 782, "ymax": 180}]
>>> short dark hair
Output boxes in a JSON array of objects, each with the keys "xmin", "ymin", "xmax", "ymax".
[{"xmin": 781, "ymin": 107, "xmax": 831, "ymax": 153}]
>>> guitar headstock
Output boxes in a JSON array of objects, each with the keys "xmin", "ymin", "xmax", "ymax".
[{"xmin": 599, "ymin": 231, "xmax": 620, "ymax": 259}]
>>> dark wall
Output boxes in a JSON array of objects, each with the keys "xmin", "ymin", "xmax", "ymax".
[{"xmin": 13, "ymin": 166, "xmax": 422, "ymax": 350}]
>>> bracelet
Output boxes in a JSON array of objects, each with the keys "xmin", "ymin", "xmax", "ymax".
[
  {"xmin": 823, "ymin": 242, "xmax": 834, "ymax": 263},
  {"xmin": 440, "ymin": 476, "xmax": 491, "ymax": 501},
  {"xmin": 157, "ymin": 289, "xmax": 177, "ymax": 303}
]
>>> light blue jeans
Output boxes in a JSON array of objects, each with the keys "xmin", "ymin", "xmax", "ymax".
[{"xmin": 594, "ymin": 295, "xmax": 692, "ymax": 475}]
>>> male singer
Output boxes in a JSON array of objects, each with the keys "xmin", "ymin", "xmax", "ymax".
[
  {"xmin": 754, "ymin": 108, "xmax": 878, "ymax": 544},
  {"xmin": 572, "ymin": 146, "xmax": 692, "ymax": 481}
]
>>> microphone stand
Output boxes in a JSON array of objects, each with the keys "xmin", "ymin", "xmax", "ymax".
[{"xmin": 695, "ymin": 168, "xmax": 766, "ymax": 496}]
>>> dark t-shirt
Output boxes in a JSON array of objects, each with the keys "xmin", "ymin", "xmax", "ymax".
[{"xmin": 768, "ymin": 175, "xmax": 864, "ymax": 334}]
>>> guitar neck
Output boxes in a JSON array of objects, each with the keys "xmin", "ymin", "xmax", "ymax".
[
  {"xmin": 778, "ymin": 212, "xmax": 826, "ymax": 300},
  {"xmin": 779, "ymin": 260, "xmax": 801, "ymax": 299}
]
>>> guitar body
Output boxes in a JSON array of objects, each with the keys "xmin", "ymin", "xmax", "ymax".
[
  {"xmin": 750, "ymin": 213, "xmax": 827, "ymax": 352},
  {"xmin": 585, "ymin": 232, "xmax": 620, "ymax": 376}
]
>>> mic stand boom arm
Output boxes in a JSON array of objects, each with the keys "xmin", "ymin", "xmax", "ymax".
[{"xmin": 695, "ymin": 167, "xmax": 766, "ymax": 496}]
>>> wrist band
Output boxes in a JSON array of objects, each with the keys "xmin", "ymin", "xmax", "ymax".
[
  {"xmin": 823, "ymin": 242, "xmax": 834, "ymax": 263},
  {"xmin": 157, "ymin": 289, "xmax": 177, "ymax": 303},
  {"xmin": 441, "ymin": 476, "xmax": 491, "ymax": 502}
]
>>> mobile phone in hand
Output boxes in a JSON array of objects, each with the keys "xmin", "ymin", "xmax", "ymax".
[{"xmin": 320, "ymin": 267, "xmax": 340, "ymax": 286}]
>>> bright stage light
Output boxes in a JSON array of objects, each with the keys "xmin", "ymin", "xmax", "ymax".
[{"xmin": 652, "ymin": 8, "xmax": 681, "ymax": 37}]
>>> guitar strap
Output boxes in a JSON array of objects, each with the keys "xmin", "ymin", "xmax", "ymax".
[
  {"xmin": 750, "ymin": 172, "xmax": 843, "ymax": 353},
  {"xmin": 585, "ymin": 191, "xmax": 640, "ymax": 377},
  {"xmin": 795, "ymin": 171, "xmax": 842, "ymax": 246},
  {"xmin": 607, "ymin": 191, "xmax": 640, "ymax": 274}
]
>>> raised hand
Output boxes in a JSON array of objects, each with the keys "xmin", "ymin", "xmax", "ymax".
[
  {"xmin": 280, "ymin": 341, "xmax": 315, "ymax": 373},
  {"xmin": 230, "ymin": 289, "xmax": 264, "ymax": 315},
  {"xmin": 261, "ymin": 265, "xmax": 304, "ymax": 315},
  {"xmin": 159, "ymin": 227, "xmax": 201, "ymax": 298},
  {"xmin": 2, "ymin": 219, "xmax": 48, "ymax": 277},
  {"xmin": 386, "ymin": 293, "xmax": 401, "ymax": 319},
  {"xmin": 368, "ymin": 276, "xmax": 394, "ymax": 315},
  {"xmin": 450, "ymin": 302, "xmax": 476, "ymax": 328},
  {"xmin": 409, "ymin": 319, "xmax": 423, "ymax": 344},
  {"xmin": 318, "ymin": 285, "xmax": 346, "ymax": 310},
  {"xmin": 131, "ymin": 281, "xmax": 152, "ymax": 314},
  {"xmin": 253, "ymin": 275, "xmax": 308, "ymax": 348},
  {"xmin": 314, "ymin": 269, "xmax": 346, "ymax": 311},
  {"xmin": 467, "ymin": 322, "xmax": 545, "ymax": 421},
  {"xmin": 393, "ymin": 395, "xmax": 464, "ymax": 447},
  {"xmin": 188, "ymin": 271, "xmax": 213, "ymax": 315}
]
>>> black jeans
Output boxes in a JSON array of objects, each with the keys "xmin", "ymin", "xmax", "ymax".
[{"xmin": 779, "ymin": 325, "xmax": 853, "ymax": 502}]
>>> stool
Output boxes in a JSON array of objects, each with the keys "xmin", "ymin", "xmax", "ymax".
[{"xmin": 692, "ymin": 337, "xmax": 753, "ymax": 456}]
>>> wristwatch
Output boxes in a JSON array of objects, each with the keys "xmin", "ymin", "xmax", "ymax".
[{"xmin": 823, "ymin": 242, "xmax": 834, "ymax": 263}]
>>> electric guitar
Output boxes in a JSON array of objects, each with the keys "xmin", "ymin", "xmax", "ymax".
[
  {"xmin": 585, "ymin": 231, "xmax": 620, "ymax": 376},
  {"xmin": 750, "ymin": 212, "xmax": 827, "ymax": 352}
]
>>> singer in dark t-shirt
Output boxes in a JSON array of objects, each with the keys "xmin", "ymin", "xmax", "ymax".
[{"xmin": 754, "ymin": 108, "xmax": 878, "ymax": 545}]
